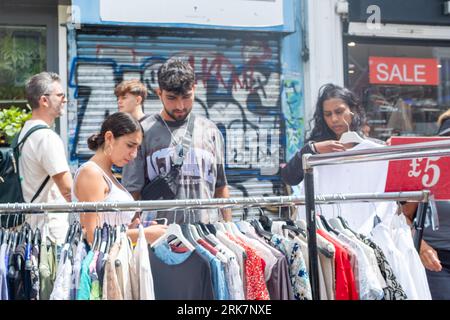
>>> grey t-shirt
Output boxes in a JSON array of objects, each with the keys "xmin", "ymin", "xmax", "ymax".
[
  {"xmin": 122, "ymin": 113, "xmax": 227, "ymax": 223},
  {"xmin": 423, "ymin": 201, "xmax": 450, "ymax": 251}
]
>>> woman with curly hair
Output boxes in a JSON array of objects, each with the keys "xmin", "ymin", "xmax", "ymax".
[{"xmin": 281, "ymin": 83, "xmax": 367, "ymax": 186}]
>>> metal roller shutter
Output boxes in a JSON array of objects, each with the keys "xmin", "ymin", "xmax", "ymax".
[{"xmin": 68, "ymin": 26, "xmax": 287, "ymax": 218}]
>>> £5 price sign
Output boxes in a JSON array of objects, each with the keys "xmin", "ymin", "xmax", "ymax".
[{"xmin": 385, "ymin": 136, "xmax": 450, "ymax": 200}]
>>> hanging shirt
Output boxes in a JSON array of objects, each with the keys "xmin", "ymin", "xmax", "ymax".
[
  {"xmin": 269, "ymin": 234, "xmax": 312, "ymax": 300},
  {"xmin": 102, "ymin": 242, "xmax": 122, "ymax": 300},
  {"xmin": 89, "ymin": 251, "xmax": 101, "ymax": 300},
  {"xmin": 216, "ymin": 230, "xmax": 247, "ymax": 292},
  {"xmin": 195, "ymin": 244, "xmax": 229, "ymax": 300},
  {"xmin": 76, "ymin": 250, "xmax": 95, "ymax": 300},
  {"xmin": 30, "ymin": 244, "xmax": 40, "ymax": 300},
  {"xmin": 297, "ymin": 140, "xmax": 398, "ymax": 235},
  {"xmin": 371, "ymin": 214, "xmax": 431, "ymax": 300},
  {"xmin": 236, "ymin": 221, "xmax": 278, "ymax": 282},
  {"xmin": 50, "ymin": 244, "xmax": 73, "ymax": 300},
  {"xmin": 244, "ymin": 230, "xmax": 294, "ymax": 300},
  {"xmin": 39, "ymin": 240, "xmax": 57, "ymax": 300},
  {"xmin": 133, "ymin": 224, "xmax": 155, "ymax": 300},
  {"xmin": 115, "ymin": 233, "xmax": 134, "ymax": 300},
  {"xmin": 356, "ymin": 234, "xmax": 407, "ymax": 300},
  {"xmin": 338, "ymin": 234, "xmax": 384, "ymax": 300},
  {"xmin": 149, "ymin": 245, "xmax": 215, "ymax": 300},
  {"xmin": 391, "ymin": 215, "xmax": 431, "ymax": 299},
  {"xmin": 318, "ymin": 229, "xmax": 359, "ymax": 300},
  {"xmin": 227, "ymin": 233, "xmax": 270, "ymax": 300},
  {"xmin": 205, "ymin": 233, "xmax": 245, "ymax": 300},
  {"xmin": 0, "ymin": 243, "xmax": 8, "ymax": 300},
  {"xmin": 70, "ymin": 239, "xmax": 88, "ymax": 300}
]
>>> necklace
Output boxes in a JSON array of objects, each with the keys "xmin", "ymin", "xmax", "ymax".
[{"xmin": 159, "ymin": 112, "xmax": 192, "ymax": 165}]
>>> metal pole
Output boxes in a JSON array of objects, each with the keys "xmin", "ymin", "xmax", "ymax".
[
  {"xmin": 414, "ymin": 201, "xmax": 429, "ymax": 252},
  {"xmin": 303, "ymin": 154, "xmax": 320, "ymax": 300},
  {"xmin": 306, "ymin": 140, "xmax": 450, "ymax": 167},
  {"xmin": 0, "ymin": 191, "xmax": 428, "ymax": 213}
]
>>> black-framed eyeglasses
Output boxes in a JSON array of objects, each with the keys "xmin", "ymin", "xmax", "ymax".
[{"xmin": 43, "ymin": 93, "xmax": 66, "ymax": 99}]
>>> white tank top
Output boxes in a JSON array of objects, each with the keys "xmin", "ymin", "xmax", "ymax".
[{"xmin": 72, "ymin": 161, "xmax": 134, "ymax": 226}]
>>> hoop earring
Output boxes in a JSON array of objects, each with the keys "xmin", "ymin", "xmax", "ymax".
[{"xmin": 103, "ymin": 144, "xmax": 113, "ymax": 156}]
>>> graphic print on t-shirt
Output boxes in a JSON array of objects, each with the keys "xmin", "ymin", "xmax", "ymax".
[{"xmin": 147, "ymin": 146, "xmax": 217, "ymax": 195}]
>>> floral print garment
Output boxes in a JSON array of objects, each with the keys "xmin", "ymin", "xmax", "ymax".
[
  {"xmin": 227, "ymin": 234, "xmax": 270, "ymax": 300},
  {"xmin": 270, "ymin": 234, "xmax": 312, "ymax": 300}
]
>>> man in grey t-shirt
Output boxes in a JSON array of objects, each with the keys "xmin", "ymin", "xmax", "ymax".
[{"xmin": 122, "ymin": 59, "xmax": 231, "ymax": 223}]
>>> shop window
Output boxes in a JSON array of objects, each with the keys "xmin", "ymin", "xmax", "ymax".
[
  {"xmin": 0, "ymin": 25, "xmax": 46, "ymax": 109},
  {"xmin": 347, "ymin": 42, "xmax": 450, "ymax": 140}
]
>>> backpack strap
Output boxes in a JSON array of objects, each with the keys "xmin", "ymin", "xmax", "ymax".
[
  {"xmin": 14, "ymin": 124, "xmax": 52, "ymax": 203},
  {"xmin": 14, "ymin": 124, "xmax": 50, "ymax": 149},
  {"xmin": 31, "ymin": 176, "xmax": 51, "ymax": 203}
]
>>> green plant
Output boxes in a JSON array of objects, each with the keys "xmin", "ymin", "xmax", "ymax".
[
  {"xmin": 0, "ymin": 27, "xmax": 46, "ymax": 101},
  {"xmin": 0, "ymin": 106, "xmax": 32, "ymax": 145}
]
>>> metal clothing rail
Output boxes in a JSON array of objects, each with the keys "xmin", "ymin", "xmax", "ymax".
[
  {"xmin": 302, "ymin": 140, "xmax": 450, "ymax": 300},
  {"xmin": 0, "ymin": 192, "xmax": 429, "ymax": 213},
  {"xmin": 0, "ymin": 190, "xmax": 430, "ymax": 301}
]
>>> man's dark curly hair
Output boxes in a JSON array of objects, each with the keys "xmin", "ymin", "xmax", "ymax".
[
  {"xmin": 157, "ymin": 59, "xmax": 195, "ymax": 95},
  {"xmin": 307, "ymin": 83, "xmax": 366, "ymax": 142}
]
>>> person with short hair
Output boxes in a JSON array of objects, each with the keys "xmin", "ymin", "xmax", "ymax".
[
  {"xmin": 114, "ymin": 79, "xmax": 148, "ymax": 121},
  {"xmin": 20, "ymin": 71, "xmax": 73, "ymax": 244},
  {"xmin": 122, "ymin": 59, "xmax": 231, "ymax": 223}
]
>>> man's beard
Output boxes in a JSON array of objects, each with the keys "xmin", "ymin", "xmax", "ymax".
[{"xmin": 163, "ymin": 106, "xmax": 189, "ymax": 122}]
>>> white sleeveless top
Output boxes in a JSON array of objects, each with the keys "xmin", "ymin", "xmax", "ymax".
[{"xmin": 72, "ymin": 161, "xmax": 134, "ymax": 226}]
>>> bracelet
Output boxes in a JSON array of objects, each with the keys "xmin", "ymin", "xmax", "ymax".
[{"xmin": 309, "ymin": 142, "xmax": 317, "ymax": 154}]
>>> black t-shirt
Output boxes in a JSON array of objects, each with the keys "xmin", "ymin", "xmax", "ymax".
[{"xmin": 148, "ymin": 246, "xmax": 215, "ymax": 300}]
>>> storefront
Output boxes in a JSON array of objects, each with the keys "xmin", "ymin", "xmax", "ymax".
[{"xmin": 345, "ymin": 0, "xmax": 450, "ymax": 140}]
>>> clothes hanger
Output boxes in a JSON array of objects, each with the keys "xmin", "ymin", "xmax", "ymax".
[
  {"xmin": 206, "ymin": 224, "xmax": 217, "ymax": 235},
  {"xmin": 250, "ymin": 219, "xmax": 272, "ymax": 240},
  {"xmin": 65, "ymin": 220, "xmax": 76, "ymax": 245},
  {"xmin": 151, "ymin": 210, "xmax": 195, "ymax": 251},
  {"xmin": 339, "ymin": 116, "xmax": 364, "ymax": 144},
  {"xmin": 152, "ymin": 223, "xmax": 195, "ymax": 251},
  {"xmin": 189, "ymin": 224, "xmax": 202, "ymax": 241},
  {"xmin": 18, "ymin": 222, "xmax": 30, "ymax": 245},
  {"xmin": 318, "ymin": 214, "xmax": 340, "ymax": 236},
  {"xmin": 198, "ymin": 222, "xmax": 210, "ymax": 236},
  {"xmin": 26, "ymin": 226, "xmax": 33, "ymax": 247},
  {"xmin": 282, "ymin": 224, "xmax": 307, "ymax": 238},
  {"xmin": 195, "ymin": 224, "xmax": 217, "ymax": 246},
  {"xmin": 180, "ymin": 223, "xmax": 197, "ymax": 247},
  {"xmin": 337, "ymin": 216, "xmax": 358, "ymax": 235},
  {"xmin": 214, "ymin": 222, "xmax": 226, "ymax": 233},
  {"xmin": 100, "ymin": 223, "xmax": 109, "ymax": 254},
  {"xmin": 328, "ymin": 217, "xmax": 347, "ymax": 233},
  {"xmin": 258, "ymin": 209, "xmax": 273, "ymax": 232},
  {"xmin": 92, "ymin": 225, "xmax": 100, "ymax": 251}
]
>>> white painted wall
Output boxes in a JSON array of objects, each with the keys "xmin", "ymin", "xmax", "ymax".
[
  {"xmin": 303, "ymin": 0, "xmax": 345, "ymax": 135},
  {"xmin": 58, "ymin": 5, "xmax": 69, "ymax": 156}
]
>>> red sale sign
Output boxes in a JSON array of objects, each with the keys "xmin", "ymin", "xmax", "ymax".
[
  {"xmin": 385, "ymin": 136, "xmax": 450, "ymax": 200},
  {"xmin": 369, "ymin": 56, "xmax": 439, "ymax": 86}
]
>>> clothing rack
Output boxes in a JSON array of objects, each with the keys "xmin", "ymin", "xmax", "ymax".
[
  {"xmin": 302, "ymin": 139, "xmax": 450, "ymax": 300},
  {"xmin": 0, "ymin": 190, "xmax": 431, "ymax": 301}
]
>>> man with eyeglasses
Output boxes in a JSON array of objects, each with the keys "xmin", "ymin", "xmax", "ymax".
[{"xmin": 18, "ymin": 72, "xmax": 73, "ymax": 250}]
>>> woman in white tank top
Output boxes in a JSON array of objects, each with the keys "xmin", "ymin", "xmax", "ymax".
[{"xmin": 73, "ymin": 112, "xmax": 167, "ymax": 245}]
